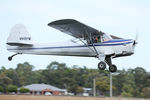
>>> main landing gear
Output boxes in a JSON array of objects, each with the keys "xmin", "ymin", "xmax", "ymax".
[
  {"xmin": 98, "ymin": 61, "xmax": 106, "ymax": 70},
  {"xmin": 98, "ymin": 61, "xmax": 117, "ymax": 72},
  {"xmin": 109, "ymin": 64, "xmax": 117, "ymax": 72},
  {"xmin": 8, "ymin": 53, "xmax": 22, "ymax": 61},
  {"xmin": 97, "ymin": 55, "xmax": 117, "ymax": 72}
]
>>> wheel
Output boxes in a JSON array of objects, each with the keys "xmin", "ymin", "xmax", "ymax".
[
  {"xmin": 8, "ymin": 56, "xmax": 12, "ymax": 61},
  {"xmin": 98, "ymin": 61, "xmax": 106, "ymax": 70},
  {"xmin": 109, "ymin": 64, "xmax": 117, "ymax": 72}
]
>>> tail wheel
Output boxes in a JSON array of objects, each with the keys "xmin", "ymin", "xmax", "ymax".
[
  {"xmin": 98, "ymin": 61, "xmax": 106, "ymax": 70},
  {"xmin": 8, "ymin": 56, "xmax": 12, "ymax": 61},
  {"xmin": 109, "ymin": 64, "xmax": 117, "ymax": 72}
]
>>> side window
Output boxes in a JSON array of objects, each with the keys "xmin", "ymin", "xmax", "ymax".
[
  {"xmin": 94, "ymin": 36, "xmax": 101, "ymax": 43},
  {"xmin": 97, "ymin": 36, "xmax": 101, "ymax": 43}
]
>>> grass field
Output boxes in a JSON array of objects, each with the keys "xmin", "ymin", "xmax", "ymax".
[{"xmin": 0, "ymin": 95, "xmax": 149, "ymax": 100}]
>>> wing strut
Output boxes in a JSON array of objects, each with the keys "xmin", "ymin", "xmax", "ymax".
[
  {"xmin": 78, "ymin": 38, "xmax": 96, "ymax": 53},
  {"xmin": 84, "ymin": 29, "xmax": 99, "ymax": 57}
]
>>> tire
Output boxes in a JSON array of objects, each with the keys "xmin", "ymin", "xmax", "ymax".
[
  {"xmin": 109, "ymin": 64, "xmax": 117, "ymax": 72},
  {"xmin": 98, "ymin": 61, "xmax": 106, "ymax": 70},
  {"xmin": 8, "ymin": 57, "xmax": 12, "ymax": 61}
]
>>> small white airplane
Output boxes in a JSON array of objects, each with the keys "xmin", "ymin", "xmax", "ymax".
[{"xmin": 6, "ymin": 19, "xmax": 137, "ymax": 72}]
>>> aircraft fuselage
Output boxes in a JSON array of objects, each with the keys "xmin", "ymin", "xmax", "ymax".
[{"xmin": 7, "ymin": 39, "xmax": 134, "ymax": 58}]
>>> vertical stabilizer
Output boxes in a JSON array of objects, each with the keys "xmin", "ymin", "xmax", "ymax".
[{"xmin": 7, "ymin": 24, "xmax": 33, "ymax": 46}]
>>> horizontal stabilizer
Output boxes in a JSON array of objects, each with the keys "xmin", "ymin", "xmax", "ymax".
[{"xmin": 7, "ymin": 42, "xmax": 33, "ymax": 46}]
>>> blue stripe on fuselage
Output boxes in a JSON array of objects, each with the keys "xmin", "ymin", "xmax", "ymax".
[
  {"xmin": 103, "ymin": 39, "xmax": 132, "ymax": 43},
  {"xmin": 8, "ymin": 39, "xmax": 133, "ymax": 51}
]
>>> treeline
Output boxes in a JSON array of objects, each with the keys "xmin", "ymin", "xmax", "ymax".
[{"xmin": 0, "ymin": 61, "xmax": 150, "ymax": 98}]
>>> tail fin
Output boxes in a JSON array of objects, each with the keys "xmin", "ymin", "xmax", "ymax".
[{"xmin": 7, "ymin": 24, "xmax": 33, "ymax": 46}]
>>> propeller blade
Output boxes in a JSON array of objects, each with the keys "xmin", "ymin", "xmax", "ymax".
[{"xmin": 135, "ymin": 30, "xmax": 139, "ymax": 44}]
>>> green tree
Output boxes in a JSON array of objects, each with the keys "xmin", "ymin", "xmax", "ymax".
[
  {"xmin": 121, "ymin": 92, "xmax": 133, "ymax": 97},
  {"xmin": 47, "ymin": 61, "xmax": 67, "ymax": 70},
  {"xmin": 132, "ymin": 67, "xmax": 149, "ymax": 89},
  {"xmin": 69, "ymin": 85, "xmax": 83, "ymax": 95},
  {"xmin": 0, "ymin": 74, "xmax": 12, "ymax": 93},
  {"xmin": 19, "ymin": 88, "xmax": 29, "ymax": 93},
  {"xmin": 0, "ymin": 66, "xmax": 7, "ymax": 74},
  {"xmin": 6, "ymin": 68, "xmax": 20, "ymax": 86},
  {"xmin": 7, "ymin": 85, "xmax": 18, "ymax": 93},
  {"xmin": 130, "ymin": 67, "xmax": 149, "ymax": 97},
  {"xmin": 121, "ymin": 85, "xmax": 133, "ymax": 97},
  {"xmin": 96, "ymin": 76, "xmax": 110, "ymax": 95},
  {"xmin": 1, "ymin": 61, "xmax": 150, "ymax": 97},
  {"xmin": 62, "ymin": 77, "xmax": 76, "ymax": 90},
  {"xmin": 121, "ymin": 70, "xmax": 135, "ymax": 97},
  {"xmin": 16, "ymin": 62, "xmax": 35, "ymax": 86},
  {"xmin": 0, "ymin": 86, "xmax": 4, "ymax": 92},
  {"xmin": 141, "ymin": 87, "xmax": 150, "ymax": 98},
  {"xmin": 113, "ymin": 70, "xmax": 126, "ymax": 96},
  {"xmin": 76, "ymin": 86, "xmax": 84, "ymax": 94}
]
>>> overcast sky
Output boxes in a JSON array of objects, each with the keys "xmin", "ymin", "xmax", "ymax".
[{"xmin": 0, "ymin": 0, "xmax": 150, "ymax": 71}]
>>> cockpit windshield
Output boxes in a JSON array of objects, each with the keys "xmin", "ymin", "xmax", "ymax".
[{"xmin": 101, "ymin": 33, "xmax": 112, "ymax": 42}]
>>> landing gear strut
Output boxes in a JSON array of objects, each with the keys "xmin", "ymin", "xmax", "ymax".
[
  {"xmin": 97, "ymin": 55, "xmax": 117, "ymax": 73},
  {"xmin": 8, "ymin": 53, "xmax": 22, "ymax": 61}
]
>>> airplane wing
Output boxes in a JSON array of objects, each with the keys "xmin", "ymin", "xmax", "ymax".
[
  {"xmin": 48, "ymin": 19, "xmax": 123, "ymax": 40},
  {"xmin": 48, "ymin": 19, "xmax": 104, "ymax": 39}
]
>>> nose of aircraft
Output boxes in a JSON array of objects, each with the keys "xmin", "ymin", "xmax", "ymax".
[{"xmin": 132, "ymin": 39, "xmax": 138, "ymax": 53}]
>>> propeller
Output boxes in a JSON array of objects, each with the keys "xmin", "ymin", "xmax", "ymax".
[{"xmin": 133, "ymin": 30, "xmax": 139, "ymax": 45}]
